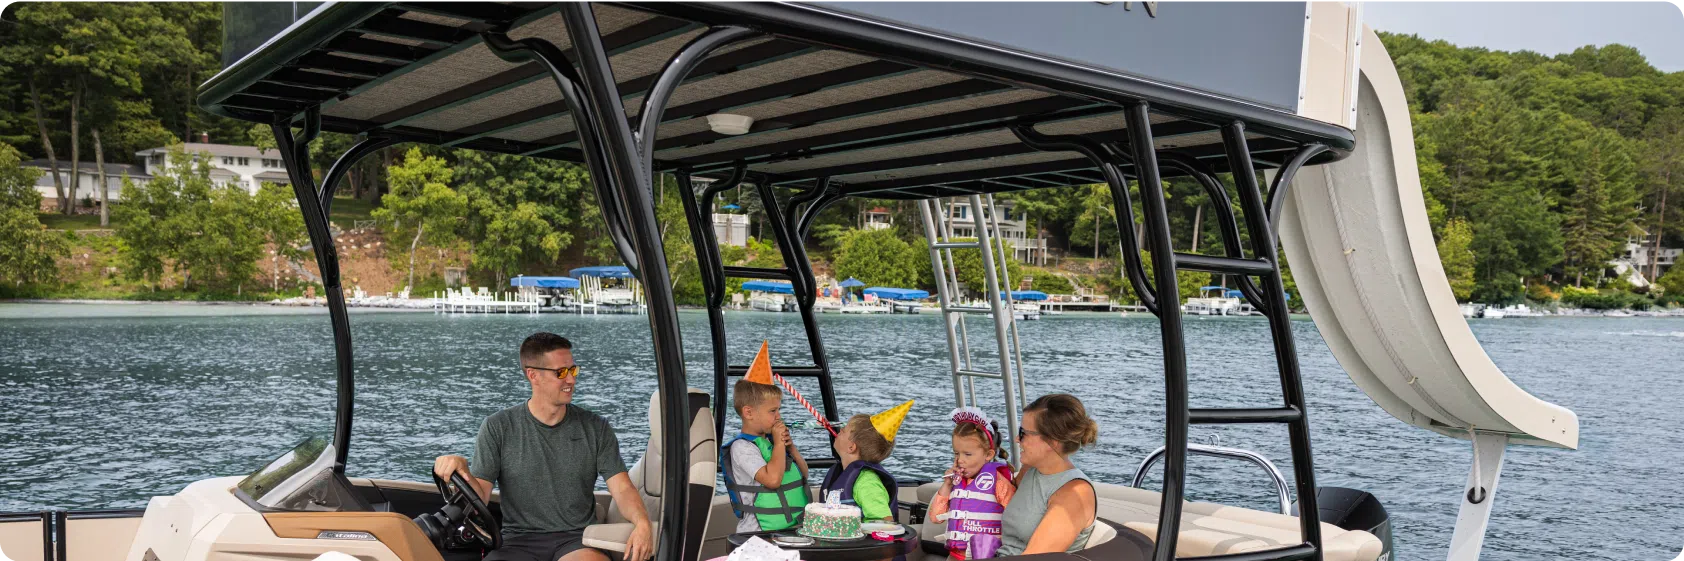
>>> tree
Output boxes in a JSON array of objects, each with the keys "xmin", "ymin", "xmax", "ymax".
[
  {"xmin": 114, "ymin": 146, "xmax": 201, "ymax": 288},
  {"xmin": 372, "ymin": 147, "xmax": 467, "ymax": 291},
  {"xmin": 1640, "ymin": 109, "xmax": 1684, "ymax": 281},
  {"xmin": 1437, "ymin": 218, "xmax": 1477, "ymax": 300},
  {"xmin": 949, "ymin": 238, "xmax": 1023, "ymax": 297},
  {"xmin": 177, "ymin": 184, "xmax": 264, "ymax": 292},
  {"xmin": 452, "ymin": 150, "xmax": 591, "ymax": 285},
  {"xmin": 1560, "ymin": 129, "xmax": 1639, "ymax": 285},
  {"xmin": 0, "ymin": 143, "xmax": 68, "ymax": 287},
  {"xmin": 1657, "ymin": 265, "xmax": 1684, "ymax": 296},
  {"xmin": 251, "ymin": 182, "xmax": 306, "ymax": 292},
  {"xmin": 832, "ymin": 228, "xmax": 918, "ymax": 288}
]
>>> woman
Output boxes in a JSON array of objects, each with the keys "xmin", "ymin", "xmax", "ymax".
[{"xmin": 996, "ymin": 394, "xmax": 1099, "ymax": 556}]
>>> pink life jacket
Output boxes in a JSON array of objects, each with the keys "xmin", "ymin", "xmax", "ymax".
[{"xmin": 944, "ymin": 461, "xmax": 1011, "ymax": 553}]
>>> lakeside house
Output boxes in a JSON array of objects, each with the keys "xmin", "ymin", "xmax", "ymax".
[
  {"xmin": 943, "ymin": 198, "xmax": 1049, "ymax": 265},
  {"xmin": 23, "ymin": 160, "xmax": 150, "ymax": 211},
  {"xmin": 135, "ymin": 142, "xmax": 292, "ymax": 194},
  {"xmin": 1612, "ymin": 230, "xmax": 1681, "ymax": 287},
  {"xmin": 25, "ymin": 141, "xmax": 292, "ymax": 210}
]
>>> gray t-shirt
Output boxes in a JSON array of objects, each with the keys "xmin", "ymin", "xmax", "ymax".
[
  {"xmin": 729, "ymin": 438, "xmax": 769, "ymax": 532},
  {"xmin": 470, "ymin": 403, "xmax": 629, "ymax": 536}
]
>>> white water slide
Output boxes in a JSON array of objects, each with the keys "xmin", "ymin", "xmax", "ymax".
[{"xmin": 1279, "ymin": 27, "xmax": 1581, "ymax": 561}]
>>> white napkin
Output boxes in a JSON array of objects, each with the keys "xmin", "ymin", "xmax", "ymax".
[{"xmin": 729, "ymin": 536, "xmax": 801, "ymax": 561}]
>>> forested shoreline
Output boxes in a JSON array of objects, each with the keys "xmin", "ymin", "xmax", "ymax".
[{"xmin": 1, "ymin": 4, "xmax": 1680, "ymax": 309}]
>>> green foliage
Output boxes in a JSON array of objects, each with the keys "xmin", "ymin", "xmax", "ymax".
[
  {"xmin": 452, "ymin": 150, "xmax": 592, "ymax": 281},
  {"xmin": 832, "ymin": 228, "xmax": 919, "ymax": 288},
  {"xmin": 111, "ymin": 145, "xmax": 291, "ymax": 292},
  {"xmin": 372, "ymin": 148, "xmax": 468, "ymax": 286},
  {"xmin": 1656, "ymin": 265, "xmax": 1684, "ymax": 296},
  {"xmin": 1437, "ymin": 218, "xmax": 1477, "ymax": 301},
  {"xmin": 947, "ymin": 238, "xmax": 1023, "ymax": 297},
  {"xmin": 0, "ymin": 143, "xmax": 70, "ymax": 285},
  {"xmin": 1560, "ymin": 285, "xmax": 1651, "ymax": 310},
  {"xmin": 1024, "ymin": 269, "xmax": 1076, "ymax": 295}
]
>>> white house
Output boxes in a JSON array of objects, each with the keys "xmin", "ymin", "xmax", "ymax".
[
  {"xmin": 1615, "ymin": 231, "xmax": 1680, "ymax": 285},
  {"xmin": 134, "ymin": 142, "xmax": 292, "ymax": 194},
  {"xmin": 713, "ymin": 213, "xmax": 748, "ymax": 247},
  {"xmin": 23, "ymin": 159, "xmax": 150, "ymax": 210},
  {"xmin": 943, "ymin": 199, "xmax": 1049, "ymax": 265},
  {"xmin": 862, "ymin": 206, "xmax": 894, "ymax": 230}
]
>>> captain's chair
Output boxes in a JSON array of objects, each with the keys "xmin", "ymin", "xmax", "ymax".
[{"xmin": 585, "ymin": 389, "xmax": 716, "ymax": 561}]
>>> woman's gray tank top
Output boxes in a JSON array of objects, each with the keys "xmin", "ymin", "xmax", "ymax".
[{"xmin": 997, "ymin": 466, "xmax": 1095, "ymax": 556}]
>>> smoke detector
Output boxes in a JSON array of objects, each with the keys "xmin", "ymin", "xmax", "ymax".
[{"xmin": 706, "ymin": 113, "xmax": 754, "ymax": 135}]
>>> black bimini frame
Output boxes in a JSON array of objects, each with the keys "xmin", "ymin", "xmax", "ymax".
[{"xmin": 202, "ymin": 3, "xmax": 1355, "ymax": 561}]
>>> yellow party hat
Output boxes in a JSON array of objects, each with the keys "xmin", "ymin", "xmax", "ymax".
[
  {"xmin": 744, "ymin": 341, "xmax": 774, "ymax": 385},
  {"xmin": 870, "ymin": 400, "xmax": 914, "ymax": 442}
]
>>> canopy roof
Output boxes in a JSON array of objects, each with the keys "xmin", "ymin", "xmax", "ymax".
[
  {"xmin": 198, "ymin": 2, "xmax": 1352, "ymax": 200},
  {"xmin": 742, "ymin": 280, "xmax": 794, "ymax": 294},
  {"xmin": 1009, "ymin": 290, "xmax": 1048, "ymax": 301},
  {"xmin": 510, "ymin": 276, "xmax": 580, "ymax": 288},
  {"xmin": 570, "ymin": 265, "xmax": 634, "ymax": 278},
  {"xmin": 863, "ymin": 287, "xmax": 928, "ymax": 300}
]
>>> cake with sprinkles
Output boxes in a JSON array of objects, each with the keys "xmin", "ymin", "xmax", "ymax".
[{"xmin": 799, "ymin": 502, "xmax": 863, "ymax": 539}]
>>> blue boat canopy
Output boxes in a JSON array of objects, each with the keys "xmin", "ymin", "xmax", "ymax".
[
  {"xmin": 721, "ymin": 203, "xmax": 741, "ymax": 211},
  {"xmin": 839, "ymin": 277, "xmax": 865, "ymax": 288},
  {"xmin": 742, "ymin": 281, "xmax": 794, "ymax": 294},
  {"xmin": 510, "ymin": 276, "xmax": 580, "ymax": 289},
  {"xmin": 569, "ymin": 265, "xmax": 634, "ymax": 279},
  {"xmin": 863, "ymin": 287, "xmax": 929, "ymax": 300},
  {"xmin": 1010, "ymin": 290, "xmax": 1049, "ymax": 301},
  {"xmin": 1225, "ymin": 289, "xmax": 1244, "ymax": 299},
  {"xmin": 1199, "ymin": 285, "xmax": 1227, "ymax": 291}
]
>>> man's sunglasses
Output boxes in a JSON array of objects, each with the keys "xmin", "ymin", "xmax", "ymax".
[{"xmin": 525, "ymin": 364, "xmax": 581, "ymax": 380}]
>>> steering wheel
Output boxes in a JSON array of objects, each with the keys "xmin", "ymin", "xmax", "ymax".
[{"xmin": 428, "ymin": 471, "xmax": 502, "ymax": 550}]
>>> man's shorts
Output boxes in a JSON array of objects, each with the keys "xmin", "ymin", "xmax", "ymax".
[{"xmin": 484, "ymin": 530, "xmax": 592, "ymax": 561}]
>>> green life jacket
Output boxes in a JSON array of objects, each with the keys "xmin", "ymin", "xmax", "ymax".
[{"xmin": 721, "ymin": 433, "xmax": 810, "ymax": 530}]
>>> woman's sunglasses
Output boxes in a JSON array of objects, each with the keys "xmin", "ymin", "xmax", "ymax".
[
  {"xmin": 1017, "ymin": 427, "xmax": 1042, "ymax": 441},
  {"xmin": 525, "ymin": 364, "xmax": 581, "ymax": 380}
]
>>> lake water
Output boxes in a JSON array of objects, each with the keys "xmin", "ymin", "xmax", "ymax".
[{"xmin": 1, "ymin": 303, "xmax": 1680, "ymax": 560}]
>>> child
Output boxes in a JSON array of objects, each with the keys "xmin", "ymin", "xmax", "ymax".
[
  {"xmin": 929, "ymin": 407, "xmax": 1016, "ymax": 560},
  {"xmin": 819, "ymin": 400, "xmax": 913, "ymax": 523},
  {"xmin": 721, "ymin": 342, "xmax": 811, "ymax": 532}
]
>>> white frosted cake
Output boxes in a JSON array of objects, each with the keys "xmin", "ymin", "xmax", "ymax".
[{"xmin": 799, "ymin": 502, "xmax": 863, "ymax": 539}]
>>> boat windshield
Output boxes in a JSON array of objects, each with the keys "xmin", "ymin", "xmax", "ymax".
[{"xmin": 234, "ymin": 436, "xmax": 370, "ymax": 512}]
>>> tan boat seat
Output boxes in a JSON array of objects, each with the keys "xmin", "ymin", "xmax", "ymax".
[
  {"xmin": 909, "ymin": 481, "xmax": 1382, "ymax": 561},
  {"xmin": 588, "ymin": 389, "xmax": 716, "ymax": 561}
]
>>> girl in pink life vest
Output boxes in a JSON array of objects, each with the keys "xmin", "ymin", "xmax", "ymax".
[{"xmin": 928, "ymin": 407, "xmax": 1016, "ymax": 560}]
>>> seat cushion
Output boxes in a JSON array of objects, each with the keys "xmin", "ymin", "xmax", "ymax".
[
  {"xmin": 581, "ymin": 522, "xmax": 659, "ymax": 554},
  {"xmin": 902, "ymin": 481, "xmax": 1380, "ymax": 561}
]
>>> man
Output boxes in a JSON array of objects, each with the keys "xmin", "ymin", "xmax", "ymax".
[{"xmin": 434, "ymin": 332, "xmax": 654, "ymax": 561}]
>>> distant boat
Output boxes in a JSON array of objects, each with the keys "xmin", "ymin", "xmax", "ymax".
[
  {"xmin": 863, "ymin": 287, "xmax": 929, "ymax": 314},
  {"xmin": 1185, "ymin": 286, "xmax": 1243, "ymax": 316},
  {"xmin": 742, "ymin": 281, "xmax": 796, "ymax": 312}
]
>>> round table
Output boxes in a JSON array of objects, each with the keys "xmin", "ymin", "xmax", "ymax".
[{"xmin": 727, "ymin": 525, "xmax": 920, "ymax": 561}]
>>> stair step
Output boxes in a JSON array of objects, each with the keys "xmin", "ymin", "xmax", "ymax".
[
  {"xmin": 1174, "ymin": 253, "xmax": 1275, "ymax": 276},
  {"xmin": 726, "ymin": 365, "xmax": 825, "ymax": 377},
  {"xmin": 1188, "ymin": 407, "xmax": 1302, "ymax": 424},
  {"xmin": 723, "ymin": 266, "xmax": 793, "ymax": 280}
]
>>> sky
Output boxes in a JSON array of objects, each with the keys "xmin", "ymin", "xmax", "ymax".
[{"xmin": 1363, "ymin": 2, "xmax": 1684, "ymax": 72}]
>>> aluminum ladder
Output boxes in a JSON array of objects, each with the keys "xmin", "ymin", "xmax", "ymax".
[{"xmin": 918, "ymin": 194, "xmax": 1029, "ymax": 464}]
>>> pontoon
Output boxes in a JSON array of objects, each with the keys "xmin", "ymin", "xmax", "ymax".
[{"xmin": 1, "ymin": 3, "xmax": 1578, "ymax": 561}]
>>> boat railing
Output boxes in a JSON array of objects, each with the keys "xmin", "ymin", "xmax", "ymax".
[{"xmin": 1131, "ymin": 444, "xmax": 1293, "ymax": 515}]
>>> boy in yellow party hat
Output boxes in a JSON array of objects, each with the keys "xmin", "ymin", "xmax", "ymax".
[
  {"xmin": 721, "ymin": 342, "xmax": 811, "ymax": 532},
  {"xmin": 819, "ymin": 399, "xmax": 914, "ymax": 522}
]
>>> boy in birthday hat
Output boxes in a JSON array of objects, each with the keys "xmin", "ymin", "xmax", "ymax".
[
  {"xmin": 720, "ymin": 342, "xmax": 812, "ymax": 532},
  {"xmin": 819, "ymin": 399, "xmax": 913, "ymax": 522},
  {"xmin": 929, "ymin": 407, "xmax": 1016, "ymax": 559}
]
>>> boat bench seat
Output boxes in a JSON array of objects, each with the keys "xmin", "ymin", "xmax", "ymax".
[{"xmin": 911, "ymin": 481, "xmax": 1382, "ymax": 561}]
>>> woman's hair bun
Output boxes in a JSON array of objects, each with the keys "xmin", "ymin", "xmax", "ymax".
[{"xmin": 1025, "ymin": 393, "xmax": 1099, "ymax": 455}]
